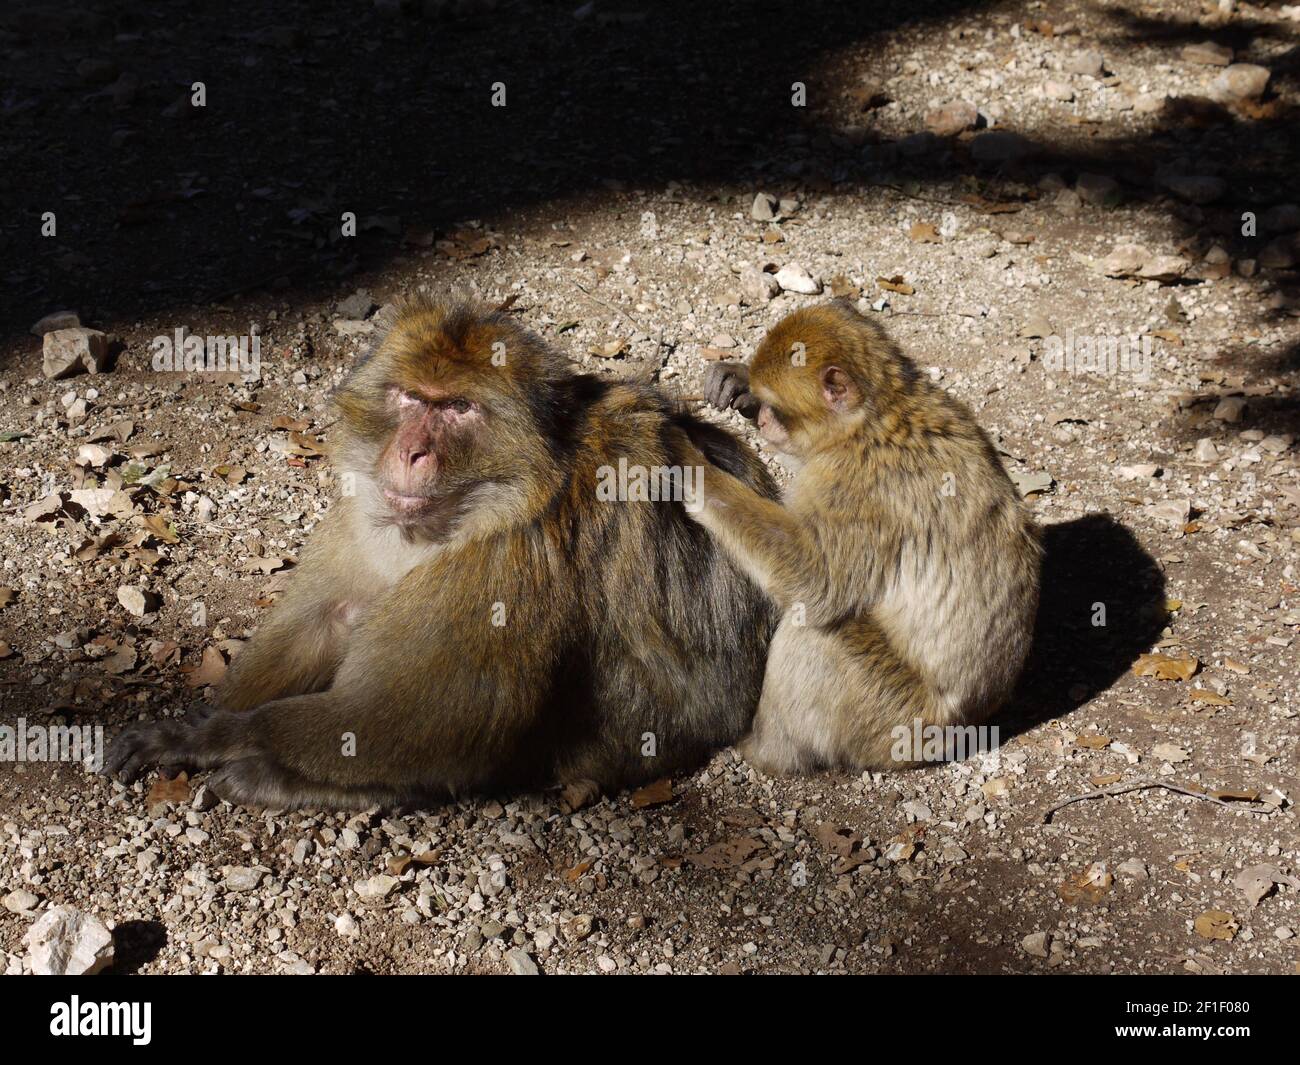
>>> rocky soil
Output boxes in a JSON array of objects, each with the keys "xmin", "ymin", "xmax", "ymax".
[{"xmin": 1, "ymin": 0, "xmax": 1297, "ymax": 974}]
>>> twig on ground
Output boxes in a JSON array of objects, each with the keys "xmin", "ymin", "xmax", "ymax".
[{"xmin": 1041, "ymin": 778, "xmax": 1270, "ymax": 823}]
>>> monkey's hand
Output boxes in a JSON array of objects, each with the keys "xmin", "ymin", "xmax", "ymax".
[
  {"xmin": 102, "ymin": 705, "xmax": 229, "ymax": 784},
  {"xmin": 704, "ymin": 362, "xmax": 759, "ymax": 419}
]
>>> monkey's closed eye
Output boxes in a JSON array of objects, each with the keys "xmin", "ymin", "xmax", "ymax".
[{"xmin": 447, "ymin": 398, "xmax": 473, "ymax": 414}]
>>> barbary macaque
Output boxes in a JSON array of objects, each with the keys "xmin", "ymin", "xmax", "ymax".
[
  {"xmin": 686, "ymin": 299, "xmax": 1041, "ymax": 772},
  {"xmin": 105, "ymin": 299, "xmax": 778, "ymax": 809}
]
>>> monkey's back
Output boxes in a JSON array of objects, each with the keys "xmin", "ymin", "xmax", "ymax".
[
  {"xmin": 799, "ymin": 378, "xmax": 1041, "ymax": 725},
  {"xmin": 533, "ymin": 378, "xmax": 778, "ymax": 788}
]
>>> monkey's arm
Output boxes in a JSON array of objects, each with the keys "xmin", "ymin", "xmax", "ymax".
[
  {"xmin": 104, "ymin": 531, "xmax": 569, "ymax": 808},
  {"xmin": 218, "ymin": 502, "xmax": 363, "ymax": 712},
  {"xmin": 677, "ymin": 436, "xmax": 827, "ymax": 611}
]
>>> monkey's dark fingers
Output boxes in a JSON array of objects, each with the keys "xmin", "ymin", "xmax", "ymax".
[
  {"xmin": 733, "ymin": 392, "xmax": 761, "ymax": 420},
  {"xmin": 102, "ymin": 719, "xmax": 200, "ymax": 783},
  {"xmin": 704, "ymin": 362, "xmax": 749, "ymax": 410}
]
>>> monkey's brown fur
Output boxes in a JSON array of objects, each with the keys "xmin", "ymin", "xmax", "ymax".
[
  {"xmin": 105, "ymin": 299, "xmax": 778, "ymax": 809},
  {"xmin": 688, "ymin": 300, "xmax": 1041, "ymax": 772}
]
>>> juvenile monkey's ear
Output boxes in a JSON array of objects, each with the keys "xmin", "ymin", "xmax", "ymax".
[{"xmin": 819, "ymin": 366, "xmax": 860, "ymax": 412}]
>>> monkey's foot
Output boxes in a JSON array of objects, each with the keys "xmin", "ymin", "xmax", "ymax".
[{"xmin": 736, "ymin": 733, "xmax": 805, "ymax": 777}]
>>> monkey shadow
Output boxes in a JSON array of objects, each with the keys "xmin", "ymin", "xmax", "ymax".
[
  {"xmin": 996, "ymin": 513, "xmax": 1166, "ymax": 740},
  {"xmin": 107, "ymin": 919, "xmax": 167, "ymax": 975}
]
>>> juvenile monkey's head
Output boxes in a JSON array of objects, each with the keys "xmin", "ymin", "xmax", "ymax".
[
  {"xmin": 332, "ymin": 298, "xmax": 568, "ymax": 540},
  {"xmin": 747, "ymin": 299, "xmax": 918, "ymax": 457}
]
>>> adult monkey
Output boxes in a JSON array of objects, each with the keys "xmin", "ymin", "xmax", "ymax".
[{"xmin": 104, "ymin": 299, "xmax": 778, "ymax": 809}]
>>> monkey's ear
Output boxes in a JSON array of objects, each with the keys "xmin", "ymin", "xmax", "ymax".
[{"xmin": 819, "ymin": 366, "xmax": 860, "ymax": 412}]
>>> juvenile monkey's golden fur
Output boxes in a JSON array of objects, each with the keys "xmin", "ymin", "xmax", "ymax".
[
  {"xmin": 105, "ymin": 299, "xmax": 778, "ymax": 809},
  {"xmin": 690, "ymin": 300, "xmax": 1041, "ymax": 773}
]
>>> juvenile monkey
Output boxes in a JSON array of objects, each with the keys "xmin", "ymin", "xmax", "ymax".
[
  {"xmin": 687, "ymin": 300, "xmax": 1040, "ymax": 772},
  {"xmin": 104, "ymin": 298, "xmax": 778, "ymax": 809}
]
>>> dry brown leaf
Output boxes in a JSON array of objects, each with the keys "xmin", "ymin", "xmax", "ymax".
[
  {"xmin": 814, "ymin": 822, "xmax": 860, "ymax": 858},
  {"xmin": 241, "ymin": 556, "xmax": 292, "ymax": 575},
  {"xmin": 212, "ymin": 464, "xmax": 248, "ymax": 484},
  {"xmin": 908, "ymin": 221, "xmax": 942, "ymax": 244},
  {"xmin": 1075, "ymin": 734, "xmax": 1111, "ymax": 750},
  {"xmin": 876, "ymin": 275, "xmax": 915, "ymax": 295},
  {"xmin": 1057, "ymin": 862, "xmax": 1114, "ymax": 905},
  {"xmin": 102, "ymin": 643, "xmax": 138, "ymax": 675},
  {"xmin": 150, "ymin": 639, "xmax": 181, "ymax": 667},
  {"xmin": 630, "ymin": 778, "xmax": 673, "ymax": 808},
  {"xmin": 1089, "ymin": 774, "xmax": 1123, "ymax": 787},
  {"xmin": 1212, "ymin": 788, "xmax": 1260, "ymax": 803},
  {"xmin": 273, "ymin": 416, "xmax": 311, "ymax": 432},
  {"xmin": 288, "ymin": 431, "xmax": 325, "ymax": 457},
  {"xmin": 140, "ymin": 514, "xmax": 179, "ymax": 544},
  {"xmin": 24, "ymin": 494, "xmax": 64, "ymax": 522},
  {"xmin": 147, "ymin": 772, "xmax": 191, "ymax": 807},
  {"xmin": 884, "ymin": 825, "xmax": 925, "ymax": 861},
  {"xmin": 589, "ymin": 339, "xmax": 627, "ymax": 359},
  {"xmin": 687, "ymin": 837, "xmax": 763, "ymax": 870},
  {"xmin": 1193, "ymin": 909, "xmax": 1237, "ymax": 941},
  {"xmin": 1133, "ymin": 652, "xmax": 1199, "ymax": 681},
  {"xmin": 183, "ymin": 645, "xmax": 227, "ymax": 688},
  {"xmin": 565, "ymin": 860, "xmax": 593, "ymax": 883}
]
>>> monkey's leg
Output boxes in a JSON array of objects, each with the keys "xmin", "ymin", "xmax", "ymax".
[
  {"xmin": 218, "ymin": 603, "xmax": 348, "ymax": 712},
  {"xmin": 102, "ymin": 692, "xmax": 424, "ymax": 810},
  {"xmin": 218, "ymin": 505, "xmax": 367, "ymax": 712},
  {"xmin": 743, "ymin": 615, "xmax": 939, "ymax": 774}
]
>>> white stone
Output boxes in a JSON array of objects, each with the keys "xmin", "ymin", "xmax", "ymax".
[{"xmin": 24, "ymin": 906, "xmax": 114, "ymax": 975}]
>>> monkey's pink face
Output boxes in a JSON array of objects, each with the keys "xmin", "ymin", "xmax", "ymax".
[
  {"xmin": 755, "ymin": 400, "xmax": 793, "ymax": 454},
  {"xmin": 379, "ymin": 387, "xmax": 483, "ymax": 522}
]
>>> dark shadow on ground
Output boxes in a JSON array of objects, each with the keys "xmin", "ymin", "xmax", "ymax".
[
  {"xmin": 108, "ymin": 919, "xmax": 167, "ymax": 974},
  {"xmin": 2, "ymin": 0, "xmax": 989, "ymax": 344},
  {"xmin": 998, "ymin": 513, "xmax": 1167, "ymax": 739},
  {"xmin": 5, "ymin": 0, "xmax": 1297, "ymax": 374}
]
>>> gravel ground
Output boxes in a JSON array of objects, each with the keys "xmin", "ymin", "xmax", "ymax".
[{"xmin": 1, "ymin": 0, "xmax": 1298, "ymax": 974}]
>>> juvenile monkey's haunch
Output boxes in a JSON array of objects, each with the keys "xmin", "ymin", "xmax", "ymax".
[
  {"xmin": 692, "ymin": 299, "xmax": 1042, "ymax": 773},
  {"xmin": 104, "ymin": 298, "xmax": 779, "ymax": 810}
]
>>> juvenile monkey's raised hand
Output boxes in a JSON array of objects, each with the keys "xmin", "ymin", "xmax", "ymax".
[{"xmin": 704, "ymin": 361, "xmax": 759, "ymax": 419}]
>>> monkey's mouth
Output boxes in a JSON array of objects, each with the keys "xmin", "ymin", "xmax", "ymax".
[{"xmin": 382, "ymin": 489, "xmax": 436, "ymax": 517}]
